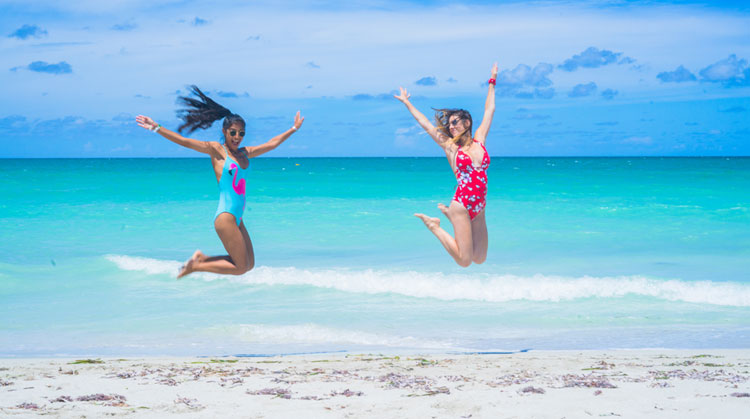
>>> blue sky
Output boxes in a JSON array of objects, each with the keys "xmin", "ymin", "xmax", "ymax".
[{"xmin": 1, "ymin": 0, "xmax": 749, "ymax": 157}]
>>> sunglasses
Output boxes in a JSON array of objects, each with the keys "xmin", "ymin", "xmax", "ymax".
[
  {"xmin": 449, "ymin": 118, "xmax": 464, "ymax": 127},
  {"xmin": 229, "ymin": 130, "xmax": 245, "ymax": 137}
]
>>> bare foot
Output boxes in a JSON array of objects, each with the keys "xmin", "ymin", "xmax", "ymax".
[
  {"xmin": 414, "ymin": 213, "xmax": 441, "ymax": 232},
  {"xmin": 438, "ymin": 203, "xmax": 451, "ymax": 218},
  {"xmin": 177, "ymin": 249, "xmax": 204, "ymax": 279}
]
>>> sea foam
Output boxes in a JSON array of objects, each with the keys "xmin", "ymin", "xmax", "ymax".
[
  {"xmin": 106, "ymin": 255, "xmax": 750, "ymax": 307},
  {"xmin": 205, "ymin": 323, "xmax": 460, "ymax": 349}
]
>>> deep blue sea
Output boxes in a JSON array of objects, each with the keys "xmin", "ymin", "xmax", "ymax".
[{"xmin": 1, "ymin": 157, "xmax": 748, "ymax": 356}]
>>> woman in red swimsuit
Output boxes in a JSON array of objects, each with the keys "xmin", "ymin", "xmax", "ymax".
[{"xmin": 395, "ymin": 63, "xmax": 497, "ymax": 267}]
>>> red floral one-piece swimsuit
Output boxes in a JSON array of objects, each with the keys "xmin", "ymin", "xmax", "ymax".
[{"xmin": 452, "ymin": 140, "xmax": 490, "ymax": 220}]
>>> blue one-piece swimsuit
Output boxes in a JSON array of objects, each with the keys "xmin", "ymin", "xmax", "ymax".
[{"xmin": 215, "ymin": 145, "xmax": 249, "ymax": 226}]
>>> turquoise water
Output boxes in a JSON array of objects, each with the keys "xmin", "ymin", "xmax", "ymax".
[{"xmin": 1, "ymin": 157, "xmax": 749, "ymax": 356}]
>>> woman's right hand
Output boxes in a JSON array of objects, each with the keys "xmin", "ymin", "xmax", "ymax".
[
  {"xmin": 393, "ymin": 87, "xmax": 411, "ymax": 104},
  {"xmin": 136, "ymin": 115, "xmax": 158, "ymax": 131}
]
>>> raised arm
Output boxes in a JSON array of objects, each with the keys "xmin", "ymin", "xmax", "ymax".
[
  {"xmin": 394, "ymin": 87, "xmax": 449, "ymax": 148},
  {"xmin": 136, "ymin": 115, "xmax": 217, "ymax": 156},
  {"xmin": 245, "ymin": 111, "xmax": 304, "ymax": 158},
  {"xmin": 473, "ymin": 63, "xmax": 498, "ymax": 145}
]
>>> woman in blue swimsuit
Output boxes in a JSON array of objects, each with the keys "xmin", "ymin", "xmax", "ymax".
[{"xmin": 136, "ymin": 86, "xmax": 304, "ymax": 278}]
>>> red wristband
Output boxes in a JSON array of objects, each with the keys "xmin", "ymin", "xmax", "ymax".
[{"xmin": 488, "ymin": 78, "xmax": 496, "ymax": 85}]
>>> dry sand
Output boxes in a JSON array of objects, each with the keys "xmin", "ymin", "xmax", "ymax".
[{"xmin": 1, "ymin": 350, "xmax": 749, "ymax": 418}]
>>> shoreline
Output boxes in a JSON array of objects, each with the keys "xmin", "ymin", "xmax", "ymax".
[{"xmin": 2, "ymin": 349, "xmax": 748, "ymax": 417}]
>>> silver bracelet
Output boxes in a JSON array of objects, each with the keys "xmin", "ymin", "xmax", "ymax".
[
  {"xmin": 290, "ymin": 126, "xmax": 297, "ymax": 131},
  {"xmin": 151, "ymin": 125, "xmax": 161, "ymax": 133}
]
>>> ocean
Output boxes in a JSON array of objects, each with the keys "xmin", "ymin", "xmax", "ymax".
[{"xmin": 1, "ymin": 157, "xmax": 748, "ymax": 356}]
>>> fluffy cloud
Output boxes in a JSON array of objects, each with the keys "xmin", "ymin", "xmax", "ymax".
[
  {"xmin": 415, "ymin": 76, "xmax": 437, "ymax": 86},
  {"xmin": 216, "ymin": 90, "xmax": 250, "ymax": 98},
  {"xmin": 6, "ymin": 115, "xmax": 125, "ymax": 134},
  {"xmin": 559, "ymin": 47, "xmax": 622, "ymax": 71},
  {"xmin": 394, "ymin": 125, "xmax": 422, "ymax": 148},
  {"xmin": 8, "ymin": 24, "xmax": 47, "ymax": 40},
  {"xmin": 568, "ymin": 82, "xmax": 597, "ymax": 97},
  {"xmin": 497, "ymin": 63, "xmax": 553, "ymax": 88},
  {"xmin": 657, "ymin": 65, "xmax": 697, "ymax": 83},
  {"xmin": 111, "ymin": 22, "xmax": 137, "ymax": 31},
  {"xmin": 495, "ymin": 63, "xmax": 554, "ymax": 98},
  {"xmin": 601, "ymin": 88, "xmax": 618, "ymax": 100},
  {"xmin": 699, "ymin": 54, "xmax": 750, "ymax": 86},
  {"xmin": 192, "ymin": 17, "xmax": 209, "ymax": 26},
  {"xmin": 11, "ymin": 61, "xmax": 72, "ymax": 74},
  {"xmin": 351, "ymin": 92, "xmax": 395, "ymax": 100},
  {"xmin": 0, "ymin": 115, "xmax": 27, "ymax": 132}
]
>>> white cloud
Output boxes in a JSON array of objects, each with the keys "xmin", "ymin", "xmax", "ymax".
[
  {"xmin": 394, "ymin": 124, "xmax": 423, "ymax": 148},
  {"xmin": 1, "ymin": 0, "xmax": 749, "ymax": 120}
]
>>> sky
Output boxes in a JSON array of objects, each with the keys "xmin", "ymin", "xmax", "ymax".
[{"xmin": 1, "ymin": 0, "xmax": 749, "ymax": 157}]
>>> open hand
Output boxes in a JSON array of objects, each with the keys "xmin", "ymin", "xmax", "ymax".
[
  {"xmin": 293, "ymin": 111, "xmax": 305, "ymax": 130},
  {"xmin": 491, "ymin": 62, "xmax": 498, "ymax": 79},
  {"xmin": 136, "ymin": 115, "xmax": 158, "ymax": 131},
  {"xmin": 393, "ymin": 87, "xmax": 411, "ymax": 103}
]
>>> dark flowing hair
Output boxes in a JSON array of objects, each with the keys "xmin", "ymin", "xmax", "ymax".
[
  {"xmin": 434, "ymin": 108, "xmax": 473, "ymax": 147},
  {"xmin": 176, "ymin": 85, "xmax": 245, "ymax": 134}
]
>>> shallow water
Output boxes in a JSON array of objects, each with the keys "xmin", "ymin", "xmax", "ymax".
[{"xmin": 1, "ymin": 157, "xmax": 748, "ymax": 356}]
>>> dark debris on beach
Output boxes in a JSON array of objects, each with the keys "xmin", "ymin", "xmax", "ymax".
[
  {"xmin": 648, "ymin": 369, "xmax": 748, "ymax": 383},
  {"xmin": 247, "ymin": 387, "xmax": 292, "ymax": 399},
  {"xmin": 561, "ymin": 374, "xmax": 617, "ymax": 389},
  {"xmin": 174, "ymin": 396, "xmax": 204, "ymax": 409},
  {"xmin": 519, "ymin": 386, "xmax": 546, "ymax": 394}
]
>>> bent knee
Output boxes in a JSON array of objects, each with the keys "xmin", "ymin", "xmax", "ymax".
[
  {"xmin": 472, "ymin": 255, "xmax": 487, "ymax": 265},
  {"xmin": 456, "ymin": 257, "xmax": 472, "ymax": 268},
  {"xmin": 231, "ymin": 263, "xmax": 253, "ymax": 276}
]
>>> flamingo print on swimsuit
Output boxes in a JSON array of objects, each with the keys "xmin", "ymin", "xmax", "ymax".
[{"xmin": 229, "ymin": 163, "xmax": 246, "ymax": 195}]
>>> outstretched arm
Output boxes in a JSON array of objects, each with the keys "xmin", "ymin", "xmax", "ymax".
[
  {"xmin": 136, "ymin": 115, "xmax": 217, "ymax": 156},
  {"xmin": 394, "ymin": 87, "xmax": 449, "ymax": 148},
  {"xmin": 245, "ymin": 111, "xmax": 304, "ymax": 158},
  {"xmin": 474, "ymin": 63, "xmax": 498, "ymax": 145}
]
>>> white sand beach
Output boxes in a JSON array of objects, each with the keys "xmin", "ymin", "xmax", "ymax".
[{"xmin": 1, "ymin": 350, "xmax": 748, "ymax": 418}]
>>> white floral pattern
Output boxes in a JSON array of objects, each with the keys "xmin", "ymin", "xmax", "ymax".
[{"xmin": 453, "ymin": 141, "xmax": 490, "ymax": 219}]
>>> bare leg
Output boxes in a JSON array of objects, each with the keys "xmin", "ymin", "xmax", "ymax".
[
  {"xmin": 470, "ymin": 209, "xmax": 488, "ymax": 264},
  {"xmin": 178, "ymin": 213, "xmax": 252, "ymax": 277},
  {"xmin": 415, "ymin": 200, "xmax": 474, "ymax": 267},
  {"xmin": 238, "ymin": 220, "xmax": 255, "ymax": 272}
]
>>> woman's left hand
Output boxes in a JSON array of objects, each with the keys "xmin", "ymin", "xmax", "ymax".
[
  {"xmin": 491, "ymin": 62, "xmax": 498, "ymax": 79},
  {"xmin": 136, "ymin": 115, "xmax": 158, "ymax": 131},
  {"xmin": 293, "ymin": 111, "xmax": 305, "ymax": 130}
]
